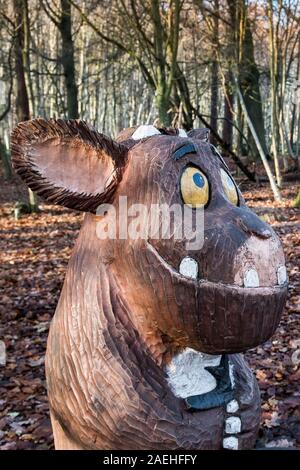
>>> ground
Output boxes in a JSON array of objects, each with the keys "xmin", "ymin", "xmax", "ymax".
[{"xmin": 0, "ymin": 171, "xmax": 299, "ymax": 450}]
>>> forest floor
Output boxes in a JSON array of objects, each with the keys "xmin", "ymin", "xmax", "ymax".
[{"xmin": 0, "ymin": 170, "xmax": 299, "ymax": 450}]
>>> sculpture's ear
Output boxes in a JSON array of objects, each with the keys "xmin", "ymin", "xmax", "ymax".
[
  {"xmin": 187, "ymin": 128, "xmax": 210, "ymax": 142},
  {"xmin": 11, "ymin": 119, "xmax": 128, "ymax": 213}
]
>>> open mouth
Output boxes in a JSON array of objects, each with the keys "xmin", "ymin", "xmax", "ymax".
[{"xmin": 146, "ymin": 242, "xmax": 288, "ymax": 353}]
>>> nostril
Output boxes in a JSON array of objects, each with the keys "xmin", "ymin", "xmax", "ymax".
[{"xmin": 244, "ymin": 268, "xmax": 260, "ymax": 288}]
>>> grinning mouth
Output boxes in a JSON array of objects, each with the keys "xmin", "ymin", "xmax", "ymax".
[
  {"xmin": 146, "ymin": 242, "xmax": 288, "ymax": 291},
  {"xmin": 146, "ymin": 241, "xmax": 288, "ymax": 353}
]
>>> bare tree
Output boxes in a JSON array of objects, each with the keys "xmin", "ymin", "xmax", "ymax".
[
  {"xmin": 41, "ymin": 0, "xmax": 79, "ymax": 118},
  {"xmin": 13, "ymin": 0, "xmax": 39, "ymax": 212}
]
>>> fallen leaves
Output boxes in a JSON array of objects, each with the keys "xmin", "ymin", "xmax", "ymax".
[
  {"xmin": 289, "ymin": 369, "xmax": 300, "ymax": 382},
  {"xmin": 242, "ymin": 179, "xmax": 300, "ymax": 449},
  {"xmin": 0, "ymin": 175, "xmax": 82, "ymax": 449}
]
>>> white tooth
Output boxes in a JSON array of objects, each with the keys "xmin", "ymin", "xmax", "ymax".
[
  {"xmin": 178, "ymin": 128, "xmax": 188, "ymax": 137},
  {"xmin": 131, "ymin": 125, "xmax": 161, "ymax": 140},
  {"xmin": 244, "ymin": 268, "xmax": 259, "ymax": 288},
  {"xmin": 277, "ymin": 265, "xmax": 287, "ymax": 285},
  {"xmin": 179, "ymin": 257, "xmax": 198, "ymax": 279},
  {"xmin": 226, "ymin": 399, "xmax": 239, "ymax": 414},
  {"xmin": 223, "ymin": 436, "xmax": 239, "ymax": 450},
  {"xmin": 225, "ymin": 416, "xmax": 241, "ymax": 434}
]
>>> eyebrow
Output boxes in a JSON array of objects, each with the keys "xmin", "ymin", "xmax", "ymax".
[{"xmin": 173, "ymin": 143, "xmax": 197, "ymax": 161}]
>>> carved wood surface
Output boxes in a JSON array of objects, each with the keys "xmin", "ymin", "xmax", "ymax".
[
  {"xmin": 11, "ymin": 120, "xmax": 288, "ymax": 449},
  {"xmin": 11, "ymin": 119, "xmax": 128, "ymax": 212},
  {"xmin": 46, "ymin": 220, "xmax": 261, "ymax": 449}
]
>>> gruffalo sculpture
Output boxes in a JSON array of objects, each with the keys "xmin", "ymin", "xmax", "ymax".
[{"xmin": 11, "ymin": 119, "xmax": 288, "ymax": 450}]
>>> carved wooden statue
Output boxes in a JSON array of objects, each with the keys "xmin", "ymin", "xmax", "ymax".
[{"xmin": 11, "ymin": 120, "xmax": 288, "ymax": 450}]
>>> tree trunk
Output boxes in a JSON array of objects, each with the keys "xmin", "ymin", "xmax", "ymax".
[
  {"xmin": 222, "ymin": 71, "xmax": 234, "ymax": 152},
  {"xmin": 156, "ymin": 83, "xmax": 171, "ymax": 126},
  {"xmin": 13, "ymin": 0, "xmax": 39, "ymax": 212},
  {"xmin": 23, "ymin": 0, "xmax": 35, "ymax": 116},
  {"xmin": 239, "ymin": 16, "xmax": 268, "ymax": 159},
  {"xmin": 210, "ymin": 0, "xmax": 219, "ymax": 145},
  {"xmin": 0, "ymin": 138, "xmax": 12, "ymax": 180},
  {"xmin": 268, "ymin": 0, "xmax": 282, "ymax": 187},
  {"xmin": 290, "ymin": 55, "xmax": 300, "ymax": 149},
  {"xmin": 13, "ymin": 0, "xmax": 30, "ymax": 123},
  {"xmin": 59, "ymin": 0, "xmax": 79, "ymax": 119},
  {"xmin": 236, "ymin": 78, "xmax": 282, "ymax": 201},
  {"xmin": 151, "ymin": 0, "xmax": 181, "ymax": 126}
]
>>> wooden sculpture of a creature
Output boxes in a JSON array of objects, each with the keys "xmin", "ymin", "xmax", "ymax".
[{"xmin": 11, "ymin": 120, "xmax": 288, "ymax": 450}]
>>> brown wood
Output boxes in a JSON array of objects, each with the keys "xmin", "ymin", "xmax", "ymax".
[
  {"xmin": 11, "ymin": 119, "xmax": 128, "ymax": 212},
  {"xmin": 11, "ymin": 120, "xmax": 287, "ymax": 450}
]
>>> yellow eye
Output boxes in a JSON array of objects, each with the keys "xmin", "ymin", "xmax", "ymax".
[
  {"xmin": 180, "ymin": 166, "xmax": 209, "ymax": 208},
  {"xmin": 221, "ymin": 168, "xmax": 238, "ymax": 205}
]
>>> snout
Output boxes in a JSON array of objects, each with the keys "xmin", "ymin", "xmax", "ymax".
[
  {"xmin": 185, "ymin": 209, "xmax": 288, "ymax": 352},
  {"xmin": 179, "ymin": 205, "xmax": 287, "ymax": 289},
  {"xmin": 181, "ymin": 230, "xmax": 288, "ymax": 352},
  {"xmin": 146, "ymin": 204, "xmax": 288, "ymax": 355}
]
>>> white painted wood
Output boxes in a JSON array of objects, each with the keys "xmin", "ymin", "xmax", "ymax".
[
  {"xmin": 223, "ymin": 436, "xmax": 239, "ymax": 450},
  {"xmin": 244, "ymin": 268, "xmax": 260, "ymax": 287},
  {"xmin": 226, "ymin": 399, "xmax": 239, "ymax": 413},
  {"xmin": 179, "ymin": 256, "xmax": 198, "ymax": 279},
  {"xmin": 178, "ymin": 128, "xmax": 188, "ymax": 137},
  {"xmin": 277, "ymin": 265, "xmax": 287, "ymax": 285},
  {"xmin": 131, "ymin": 125, "xmax": 161, "ymax": 140},
  {"xmin": 225, "ymin": 416, "xmax": 241, "ymax": 434},
  {"xmin": 165, "ymin": 348, "xmax": 221, "ymax": 398}
]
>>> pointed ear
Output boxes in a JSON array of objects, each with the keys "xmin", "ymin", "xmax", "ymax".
[
  {"xmin": 11, "ymin": 119, "xmax": 128, "ymax": 213},
  {"xmin": 187, "ymin": 128, "xmax": 210, "ymax": 142}
]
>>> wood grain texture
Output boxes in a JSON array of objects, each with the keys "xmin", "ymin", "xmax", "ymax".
[
  {"xmin": 11, "ymin": 119, "xmax": 128, "ymax": 212},
  {"xmin": 10, "ymin": 120, "xmax": 287, "ymax": 449},
  {"xmin": 46, "ymin": 223, "xmax": 261, "ymax": 449}
]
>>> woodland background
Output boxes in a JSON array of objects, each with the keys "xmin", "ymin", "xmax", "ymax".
[{"xmin": 0, "ymin": 0, "xmax": 300, "ymax": 450}]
